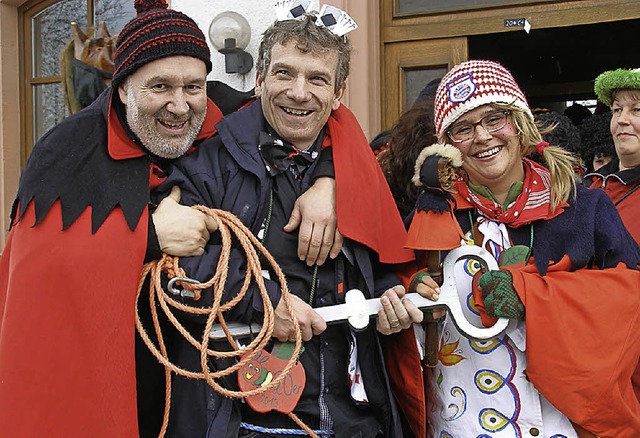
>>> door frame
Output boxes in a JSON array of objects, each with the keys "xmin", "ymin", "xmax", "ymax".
[
  {"xmin": 380, "ymin": 0, "xmax": 640, "ymax": 127},
  {"xmin": 382, "ymin": 38, "xmax": 466, "ymax": 130}
]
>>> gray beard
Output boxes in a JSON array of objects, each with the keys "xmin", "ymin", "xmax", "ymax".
[{"xmin": 125, "ymin": 90, "xmax": 205, "ymax": 159}]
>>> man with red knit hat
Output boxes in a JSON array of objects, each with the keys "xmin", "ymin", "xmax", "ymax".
[{"xmin": 0, "ymin": 1, "xmax": 336, "ymax": 436}]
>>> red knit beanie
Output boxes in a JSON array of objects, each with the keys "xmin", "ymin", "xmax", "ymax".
[
  {"xmin": 111, "ymin": 0, "xmax": 212, "ymax": 89},
  {"xmin": 434, "ymin": 60, "xmax": 532, "ymax": 136}
]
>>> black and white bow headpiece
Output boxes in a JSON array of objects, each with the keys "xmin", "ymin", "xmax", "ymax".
[{"xmin": 274, "ymin": 0, "xmax": 358, "ymax": 37}]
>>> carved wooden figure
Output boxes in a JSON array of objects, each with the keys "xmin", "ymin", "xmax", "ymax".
[{"xmin": 61, "ymin": 21, "xmax": 117, "ymax": 114}]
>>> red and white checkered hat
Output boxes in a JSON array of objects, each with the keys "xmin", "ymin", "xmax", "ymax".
[{"xmin": 434, "ymin": 60, "xmax": 533, "ymax": 136}]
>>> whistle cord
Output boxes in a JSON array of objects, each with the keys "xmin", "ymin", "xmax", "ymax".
[
  {"xmin": 261, "ymin": 189, "xmax": 319, "ymax": 308},
  {"xmin": 255, "ymin": 188, "xmax": 321, "ymax": 436},
  {"xmin": 136, "ymin": 206, "xmax": 318, "ymax": 437}
]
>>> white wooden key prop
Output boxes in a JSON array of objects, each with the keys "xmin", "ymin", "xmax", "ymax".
[
  {"xmin": 309, "ymin": 245, "xmax": 507, "ymax": 340},
  {"xmin": 170, "ymin": 245, "xmax": 509, "ymax": 341}
]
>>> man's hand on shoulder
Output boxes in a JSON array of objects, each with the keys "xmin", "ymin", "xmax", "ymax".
[
  {"xmin": 284, "ymin": 177, "xmax": 343, "ymax": 267},
  {"xmin": 273, "ymin": 294, "xmax": 327, "ymax": 342},
  {"xmin": 152, "ymin": 186, "xmax": 218, "ymax": 257}
]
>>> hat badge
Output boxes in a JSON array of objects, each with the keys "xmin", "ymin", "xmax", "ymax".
[{"xmin": 447, "ymin": 73, "xmax": 477, "ymax": 103}]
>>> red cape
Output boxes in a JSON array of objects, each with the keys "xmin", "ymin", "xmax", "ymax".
[
  {"xmin": 0, "ymin": 203, "xmax": 147, "ymax": 437},
  {"xmin": 328, "ymin": 105, "xmax": 415, "ymax": 264},
  {"xmin": 505, "ymin": 257, "xmax": 640, "ymax": 437},
  {"xmin": 0, "ymin": 97, "xmax": 221, "ymax": 437}
]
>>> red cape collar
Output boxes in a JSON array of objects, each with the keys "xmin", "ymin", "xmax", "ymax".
[{"xmin": 107, "ymin": 95, "xmax": 221, "ymax": 160}]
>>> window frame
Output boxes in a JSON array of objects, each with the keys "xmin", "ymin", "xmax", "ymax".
[
  {"xmin": 392, "ymin": 0, "xmax": 551, "ymax": 17},
  {"xmin": 19, "ymin": 0, "xmax": 93, "ymax": 163}
]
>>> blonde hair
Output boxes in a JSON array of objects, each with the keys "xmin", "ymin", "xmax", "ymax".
[{"xmin": 438, "ymin": 103, "xmax": 578, "ymax": 212}]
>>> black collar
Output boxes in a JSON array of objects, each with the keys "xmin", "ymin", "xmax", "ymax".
[{"xmin": 587, "ymin": 158, "xmax": 640, "ymax": 185}]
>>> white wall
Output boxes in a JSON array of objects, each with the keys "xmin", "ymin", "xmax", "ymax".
[
  {"xmin": 169, "ymin": 1, "xmax": 381, "ymax": 143},
  {"xmin": 172, "ymin": 0, "xmax": 277, "ymax": 92}
]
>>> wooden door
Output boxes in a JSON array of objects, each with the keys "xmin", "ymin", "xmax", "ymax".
[
  {"xmin": 380, "ymin": 0, "xmax": 640, "ymax": 129},
  {"xmin": 381, "ymin": 38, "xmax": 466, "ymax": 130}
]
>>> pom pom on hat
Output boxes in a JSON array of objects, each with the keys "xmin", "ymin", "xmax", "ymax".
[
  {"xmin": 134, "ymin": 0, "xmax": 167, "ymax": 14},
  {"xmin": 594, "ymin": 67, "xmax": 640, "ymax": 107},
  {"xmin": 111, "ymin": 0, "xmax": 212, "ymax": 89},
  {"xmin": 434, "ymin": 60, "xmax": 533, "ymax": 136}
]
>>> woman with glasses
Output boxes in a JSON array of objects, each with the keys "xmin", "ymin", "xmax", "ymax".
[{"xmin": 384, "ymin": 60, "xmax": 640, "ymax": 438}]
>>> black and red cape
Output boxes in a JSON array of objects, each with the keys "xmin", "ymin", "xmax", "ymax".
[{"xmin": 0, "ymin": 88, "xmax": 221, "ymax": 437}]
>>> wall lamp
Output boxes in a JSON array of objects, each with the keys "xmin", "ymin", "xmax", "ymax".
[{"xmin": 209, "ymin": 11, "xmax": 253, "ymax": 75}]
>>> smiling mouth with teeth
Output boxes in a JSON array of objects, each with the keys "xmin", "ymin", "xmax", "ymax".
[
  {"xmin": 283, "ymin": 107, "xmax": 311, "ymax": 116},
  {"xmin": 475, "ymin": 146, "xmax": 502, "ymax": 158},
  {"xmin": 158, "ymin": 119, "xmax": 187, "ymax": 129}
]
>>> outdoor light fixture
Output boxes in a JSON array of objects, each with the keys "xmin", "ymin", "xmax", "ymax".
[{"xmin": 208, "ymin": 11, "xmax": 253, "ymax": 75}]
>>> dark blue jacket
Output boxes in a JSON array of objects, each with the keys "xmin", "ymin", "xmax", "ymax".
[{"xmin": 157, "ymin": 100, "xmax": 404, "ymax": 437}]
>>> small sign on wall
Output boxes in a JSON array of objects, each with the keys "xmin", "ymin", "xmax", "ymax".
[{"xmin": 504, "ymin": 17, "xmax": 531, "ymax": 33}]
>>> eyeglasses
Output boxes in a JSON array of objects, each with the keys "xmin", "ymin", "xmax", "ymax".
[{"xmin": 446, "ymin": 110, "xmax": 510, "ymax": 143}]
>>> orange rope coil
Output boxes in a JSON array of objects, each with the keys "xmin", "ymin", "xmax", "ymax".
[{"xmin": 136, "ymin": 206, "xmax": 317, "ymax": 437}]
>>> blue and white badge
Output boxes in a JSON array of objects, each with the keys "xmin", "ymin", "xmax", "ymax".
[{"xmin": 447, "ymin": 73, "xmax": 477, "ymax": 103}]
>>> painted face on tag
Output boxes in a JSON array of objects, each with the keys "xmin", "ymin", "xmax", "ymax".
[{"xmin": 238, "ymin": 345, "xmax": 306, "ymax": 414}]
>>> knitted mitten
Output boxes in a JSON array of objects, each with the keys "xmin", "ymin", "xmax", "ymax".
[
  {"xmin": 478, "ymin": 270, "xmax": 525, "ymax": 320},
  {"xmin": 408, "ymin": 269, "xmax": 443, "ymax": 320},
  {"xmin": 408, "ymin": 270, "xmax": 433, "ymax": 293}
]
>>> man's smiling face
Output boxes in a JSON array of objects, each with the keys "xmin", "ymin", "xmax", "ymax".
[
  {"xmin": 118, "ymin": 56, "xmax": 207, "ymax": 158},
  {"xmin": 256, "ymin": 42, "xmax": 344, "ymax": 150}
]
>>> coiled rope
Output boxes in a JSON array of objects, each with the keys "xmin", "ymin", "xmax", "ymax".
[{"xmin": 136, "ymin": 206, "xmax": 318, "ymax": 437}]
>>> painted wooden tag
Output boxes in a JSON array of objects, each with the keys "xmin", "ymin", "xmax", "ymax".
[{"xmin": 238, "ymin": 342, "xmax": 306, "ymax": 414}]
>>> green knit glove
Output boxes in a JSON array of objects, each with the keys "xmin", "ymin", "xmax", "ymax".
[
  {"xmin": 478, "ymin": 270, "xmax": 525, "ymax": 320},
  {"xmin": 408, "ymin": 270, "xmax": 434, "ymax": 293}
]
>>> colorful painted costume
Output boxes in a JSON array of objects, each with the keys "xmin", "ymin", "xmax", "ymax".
[{"xmin": 386, "ymin": 159, "xmax": 640, "ymax": 438}]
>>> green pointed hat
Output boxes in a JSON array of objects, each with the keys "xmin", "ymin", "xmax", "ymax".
[{"xmin": 594, "ymin": 67, "xmax": 640, "ymax": 107}]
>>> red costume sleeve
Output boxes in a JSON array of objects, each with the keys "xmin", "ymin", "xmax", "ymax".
[
  {"xmin": 0, "ymin": 202, "xmax": 147, "ymax": 437},
  {"xmin": 328, "ymin": 105, "xmax": 415, "ymax": 264},
  {"xmin": 503, "ymin": 257, "xmax": 640, "ymax": 437}
]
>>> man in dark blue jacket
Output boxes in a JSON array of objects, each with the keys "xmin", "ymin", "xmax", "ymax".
[
  {"xmin": 0, "ymin": 2, "xmax": 345, "ymax": 437},
  {"xmin": 160, "ymin": 8, "xmax": 426, "ymax": 438}
]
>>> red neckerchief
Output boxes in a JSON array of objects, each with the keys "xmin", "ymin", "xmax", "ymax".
[
  {"xmin": 454, "ymin": 158, "xmax": 567, "ymax": 228},
  {"xmin": 326, "ymin": 104, "xmax": 415, "ymax": 264}
]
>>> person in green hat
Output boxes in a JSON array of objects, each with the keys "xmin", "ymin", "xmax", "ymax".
[{"xmin": 591, "ymin": 68, "xmax": 640, "ymax": 244}]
